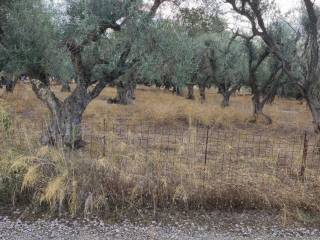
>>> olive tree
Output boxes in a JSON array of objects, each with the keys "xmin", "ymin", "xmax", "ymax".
[
  {"xmin": 107, "ymin": 67, "xmax": 138, "ymax": 105},
  {"xmin": 235, "ymin": 35, "xmax": 282, "ymax": 124},
  {"xmin": 138, "ymin": 19, "xmax": 197, "ymax": 97},
  {"xmin": 178, "ymin": 5, "xmax": 226, "ymax": 100},
  {"xmin": 178, "ymin": 6, "xmax": 226, "ymax": 37},
  {"xmin": 210, "ymin": 32, "xmax": 247, "ymax": 107},
  {"xmin": 225, "ymin": 0, "xmax": 320, "ymax": 134},
  {"xmin": 2, "ymin": 0, "xmax": 168, "ymax": 148},
  {"xmin": 0, "ymin": 0, "xmax": 20, "ymax": 92},
  {"xmin": 193, "ymin": 39, "xmax": 215, "ymax": 103}
]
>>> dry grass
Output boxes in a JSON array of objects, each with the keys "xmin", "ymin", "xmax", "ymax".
[
  {"xmin": 1, "ymin": 123, "xmax": 320, "ymax": 219},
  {"xmin": 0, "ymin": 83, "xmax": 312, "ymax": 134},
  {"xmin": 0, "ymin": 83, "xmax": 318, "ymax": 221}
]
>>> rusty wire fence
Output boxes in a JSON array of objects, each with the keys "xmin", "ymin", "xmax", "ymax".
[{"xmin": 6, "ymin": 118, "xmax": 320, "ymax": 183}]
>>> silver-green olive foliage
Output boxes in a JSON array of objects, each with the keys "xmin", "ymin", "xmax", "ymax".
[
  {"xmin": 138, "ymin": 20, "xmax": 198, "ymax": 89},
  {"xmin": 0, "ymin": 0, "xmax": 74, "ymax": 82},
  {"xmin": 178, "ymin": 6, "xmax": 227, "ymax": 37},
  {"xmin": 209, "ymin": 32, "xmax": 248, "ymax": 89},
  {"xmin": 0, "ymin": 0, "xmax": 196, "ymax": 87},
  {"xmin": 0, "ymin": 0, "xmax": 202, "ymax": 147}
]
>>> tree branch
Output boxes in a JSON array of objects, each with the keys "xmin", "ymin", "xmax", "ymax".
[
  {"xmin": 66, "ymin": 38, "xmax": 91, "ymax": 86},
  {"xmin": 30, "ymin": 78, "xmax": 62, "ymax": 115},
  {"xmin": 89, "ymin": 44, "xmax": 134, "ymax": 100},
  {"xmin": 261, "ymin": 68, "xmax": 284, "ymax": 106},
  {"xmin": 80, "ymin": 21, "xmax": 121, "ymax": 48},
  {"xmin": 226, "ymin": 0, "xmax": 303, "ymax": 93}
]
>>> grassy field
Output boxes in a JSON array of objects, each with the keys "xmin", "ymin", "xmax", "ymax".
[
  {"xmin": 1, "ymin": 83, "xmax": 313, "ymax": 133},
  {"xmin": 0, "ymin": 83, "xmax": 319, "ymax": 223}
]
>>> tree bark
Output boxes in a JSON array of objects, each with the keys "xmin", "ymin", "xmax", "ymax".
[
  {"xmin": 108, "ymin": 80, "xmax": 136, "ymax": 105},
  {"xmin": 47, "ymin": 89, "xmax": 89, "ymax": 148},
  {"xmin": 127, "ymin": 80, "xmax": 136, "ymax": 100},
  {"xmin": 32, "ymin": 79, "xmax": 90, "ymax": 148},
  {"xmin": 306, "ymin": 96, "xmax": 320, "ymax": 152},
  {"xmin": 61, "ymin": 82, "xmax": 71, "ymax": 92},
  {"xmin": 172, "ymin": 85, "xmax": 182, "ymax": 96},
  {"xmin": 0, "ymin": 72, "xmax": 17, "ymax": 92},
  {"xmin": 164, "ymin": 81, "xmax": 171, "ymax": 90},
  {"xmin": 220, "ymin": 85, "xmax": 239, "ymax": 107},
  {"xmin": 117, "ymin": 85, "xmax": 131, "ymax": 105},
  {"xmin": 250, "ymin": 94, "xmax": 272, "ymax": 125},
  {"xmin": 187, "ymin": 84, "xmax": 195, "ymax": 100},
  {"xmin": 43, "ymin": 104, "xmax": 86, "ymax": 149},
  {"xmin": 115, "ymin": 84, "xmax": 134, "ymax": 105},
  {"xmin": 199, "ymin": 84, "xmax": 206, "ymax": 104},
  {"xmin": 221, "ymin": 93, "xmax": 231, "ymax": 107},
  {"xmin": 307, "ymin": 98, "xmax": 320, "ymax": 133},
  {"xmin": 0, "ymin": 76, "xmax": 4, "ymax": 89}
]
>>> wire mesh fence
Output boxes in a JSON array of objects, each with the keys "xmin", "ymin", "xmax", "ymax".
[{"xmin": 5, "ymin": 118, "xmax": 320, "ymax": 182}]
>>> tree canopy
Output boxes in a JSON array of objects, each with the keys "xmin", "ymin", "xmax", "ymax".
[{"xmin": 2, "ymin": 0, "xmax": 320, "ymax": 147}]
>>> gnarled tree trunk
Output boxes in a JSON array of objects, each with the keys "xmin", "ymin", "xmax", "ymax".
[
  {"xmin": 127, "ymin": 81, "xmax": 136, "ymax": 100},
  {"xmin": 164, "ymin": 81, "xmax": 171, "ymax": 90},
  {"xmin": 187, "ymin": 84, "xmax": 195, "ymax": 100},
  {"xmin": 219, "ymin": 84, "xmax": 240, "ymax": 108},
  {"xmin": 43, "ymin": 105, "xmax": 85, "ymax": 149},
  {"xmin": 116, "ymin": 84, "xmax": 134, "ymax": 105},
  {"xmin": 221, "ymin": 93, "xmax": 231, "ymax": 107},
  {"xmin": 0, "ymin": 72, "xmax": 17, "ymax": 92},
  {"xmin": 32, "ymin": 79, "xmax": 90, "ymax": 148},
  {"xmin": 250, "ymin": 93, "xmax": 272, "ymax": 125},
  {"xmin": 108, "ymin": 81, "xmax": 135, "ymax": 105},
  {"xmin": 61, "ymin": 82, "xmax": 71, "ymax": 92},
  {"xmin": 199, "ymin": 84, "xmax": 206, "ymax": 104},
  {"xmin": 172, "ymin": 85, "xmax": 182, "ymax": 96},
  {"xmin": 306, "ymin": 95, "xmax": 320, "ymax": 152},
  {"xmin": 308, "ymin": 98, "xmax": 320, "ymax": 132},
  {"xmin": 0, "ymin": 75, "xmax": 4, "ymax": 89}
]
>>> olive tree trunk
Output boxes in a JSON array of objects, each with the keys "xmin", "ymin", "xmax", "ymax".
[
  {"xmin": 221, "ymin": 93, "xmax": 231, "ymax": 107},
  {"xmin": 116, "ymin": 85, "xmax": 133, "ymax": 105},
  {"xmin": 114, "ymin": 80, "xmax": 136, "ymax": 105},
  {"xmin": 0, "ymin": 72, "xmax": 17, "ymax": 92},
  {"xmin": 32, "ymin": 79, "xmax": 90, "ymax": 148},
  {"xmin": 250, "ymin": 94, "xmax": 272, "ymax": 125},
  {"xmin": 308, "ymin": 98, "xmax": 320, "ymax": 132},
  {"xmin": 164, "ymin": 81, "xmax": 171, "ymax": 90},
  {"xmin": 306, "ymin": 96, "xmax": 320, "ymax": 152},
  {"xmin": 127, "ymin": 81, "xmax": 136, "ymax": 100},
  {"xmin": 61, "ymin": 82, "xmax": 71, "ymax": 92},
  {"xmin": 199, "ymin": 84, "xmax": 206, "ymax": 104},
  {"xmin": 172, "ymin": 86, "xmax": 182, "ymax": 96},
  {"xmin": 187, "ymin": 84, "xmax": 195, "ymax": 100},
  {"xmin": 43, "ymin": 104, "xmax": 85, "ymax": 148}
]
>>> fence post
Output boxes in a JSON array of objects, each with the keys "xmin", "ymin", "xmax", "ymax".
[
  {"xmin": 204, "ymin": 126, "xmax": 210, "ymax": 167},
  {"xmin": 103, "ymin": 118, "xmax": 106, "ymax": 157},
  {"xmin": 300, "ymin": 131, "xmax": 308, "ymax": 179},
  {"xmin": 202, "ymin": 125, "xmax": 210, "ymax": 200}
]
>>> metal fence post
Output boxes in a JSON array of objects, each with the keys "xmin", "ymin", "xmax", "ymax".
[
  {"xmin": 300, "ymin": 131, "xmax": 308, "ymax": 179},
  {"xmin": 204, "ymin": 126, "xmax": 210, "ymax": 167},
  {"xmin": 103, "ymin": 118, "xmax": 106, "ymax": 157}
]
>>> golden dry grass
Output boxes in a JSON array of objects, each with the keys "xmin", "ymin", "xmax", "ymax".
[
  {"xmin": 0, "ymin": 83, "xmax": 318, "ymax": 221},
  {"xmin": 1, "ymin": 124, "xmax": 320, "ymax": 219},
  {"xmin": 0, "ymin": 83, "xmax": 313, "ymax": 135}
]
